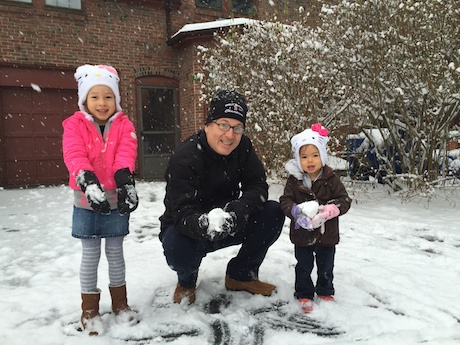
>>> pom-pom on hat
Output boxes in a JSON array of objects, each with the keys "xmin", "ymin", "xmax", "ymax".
[
  {"xmin": 205, "ymin": 90, "xmax": 248, "ymax": 126},
  {"xmin": 74, "ymin": 64, "xmax": 122, "ymax": 113},
  {"xmin": 291, "ymin": 123, "xmax": 330, "ymax": 168}
]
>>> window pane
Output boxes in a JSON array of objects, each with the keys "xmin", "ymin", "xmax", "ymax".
[
  {"xmin": 232, "ymin": 0, "xmax": 254, "ymax": 13},
  {"xmin": 45, "ymin": 0, "xmax": 82, "ymax": 10},
  {"xmin": 9, "ymin": 0, "xmax": 32, "ymax": 3},
  {"xmin": 138, "ymin": 86, "xmax": 178, "ymax": 179},
  {"xmin": 141, "ymin": 88, "xmax": 176, "ymax": 131},
  {"xmin": 143, "ymin": 134, "xmax": 176, "ymax": 155},
  {"xmin": 196, "ymin": 0, "xmax": 222, "ymax": 10}
]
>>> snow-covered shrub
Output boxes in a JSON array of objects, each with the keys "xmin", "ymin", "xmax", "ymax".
[
  {"xmin": 198, "ymin": 0, "xmax": 460, "ymax": 194},
  {"xmin": 316, "ymin": 0, "xmax": 460, "ymax": 189},
  {"xmin": 197, "ymin": 17, "xmax": 331, "ymax": 178}
]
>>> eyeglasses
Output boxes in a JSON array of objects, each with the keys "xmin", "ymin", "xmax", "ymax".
[{"xmin": 213, "ymin": 121, "xmax": 245, "ymax": 134}]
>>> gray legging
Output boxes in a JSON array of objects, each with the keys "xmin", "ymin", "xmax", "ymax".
[{"xmin": 80, "ymin": 236, "xmax": 126, "ymax": 293}]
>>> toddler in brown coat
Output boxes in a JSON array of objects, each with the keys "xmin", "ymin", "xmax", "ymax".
[{"xmin": 279, "ymin": 123, "xmax": 351, "ymax": 313}]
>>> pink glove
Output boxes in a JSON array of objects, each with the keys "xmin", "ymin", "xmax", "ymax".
[
  {"xmin": 311, "ymin": 213, "xmax": 326, "ymax": 229},
  {"xmin": 311, "ymin": 204, "xmax": 340, "ymax": 229},
  {"xmin": 319, "ymin": 204, "xmax": 340, "ymax": 220}
]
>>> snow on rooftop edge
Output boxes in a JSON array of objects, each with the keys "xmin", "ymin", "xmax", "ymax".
[{"xmin": 171, "ymin": 17, "xmax": 255, "ymax": 39}]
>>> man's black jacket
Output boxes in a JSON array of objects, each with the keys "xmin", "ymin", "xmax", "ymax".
[{"xmin": 159, "ymin": 130, "xmax": 268, "ymax": 240}]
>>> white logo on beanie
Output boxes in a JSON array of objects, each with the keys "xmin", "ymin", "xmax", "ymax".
[
  {"xmin": 74, "ymin": 64, "xmax": 122, "ymax": 113},
  {"xmin": 224, "ymin": 102, "xmax": 245, "ymax": 118},
  {"xmin": 291, "ymin": 123, "xmax": 330, "ymax": 169},
  {"xmin": 206, "ymin": 90, "xmax": 248, "ymax": 125}
]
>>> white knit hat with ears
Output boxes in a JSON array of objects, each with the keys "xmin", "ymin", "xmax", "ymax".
[
  {"xmin": 291, "ymin": 123, "xmax": 330, "ymax": 168},
  {"xmin": 74, "ymin": 64, "xmax": 122, "ymax": 113}
]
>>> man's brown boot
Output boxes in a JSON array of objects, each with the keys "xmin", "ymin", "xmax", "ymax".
[
  {"xmin": 81, "ymin": 290, "xmax": 102, "ymax": 336},
  {"xmin": 173, "ymin": 283, "xmax": 196, "ymax": 304},
  {"xmin": 225, "ymin": 276, "xmax": 276, "ymax": 296}
]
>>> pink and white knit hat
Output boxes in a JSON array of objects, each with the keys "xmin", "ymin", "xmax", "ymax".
[
  {"xmin": 291, "ymin": 123, "xmax": 330, "ymax": 167},
  {"xmin": 74, "ymin": 64, "xmax": 122, "ymax": 113}
]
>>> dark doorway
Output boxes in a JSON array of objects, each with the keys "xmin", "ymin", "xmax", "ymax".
[{"xmin": 138, "ymin": 86, "xmax": 179, "ymax": 180}]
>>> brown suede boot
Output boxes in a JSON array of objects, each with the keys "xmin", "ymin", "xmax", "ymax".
[
  {"xmin": 225, "ymin": 276, "xmax": 276, "ymax": 296},
  {"xmin": 173, "ymin": 283, "xmax": 196, "ymax": 304},
  {"xmin": 109, "ymin": 284, "xmax": 137, "ymax": 324},
  {"xmin": 81, "ymin": 291, "xmax": 101, "ymax": 336},
  {"xmin": 109, "ymin": 284, "xmax": 131, "ymax": 315}
]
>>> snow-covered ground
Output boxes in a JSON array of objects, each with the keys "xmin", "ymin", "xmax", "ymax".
[{"xmin": 1, "ymin": 181, "xmax": 460, "ymax": 345}]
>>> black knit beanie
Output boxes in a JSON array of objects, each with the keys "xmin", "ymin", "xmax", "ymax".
[{"xmin": 205, "ymin": 90, "xmax": 248, "ymax": 126}]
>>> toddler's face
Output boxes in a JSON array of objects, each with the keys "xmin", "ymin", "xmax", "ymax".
[
  {"xmin": 85, "ymin": 85, "xmax": 116, "ymax": 125},
  {"xmin": 299, "ymin": 144, "xmax": 323, "ymax": 180}
]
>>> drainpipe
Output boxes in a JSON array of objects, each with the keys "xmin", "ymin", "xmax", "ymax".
[{"xmin": 165, "ymin": 0, "xmax": 172, "ymax": 41}]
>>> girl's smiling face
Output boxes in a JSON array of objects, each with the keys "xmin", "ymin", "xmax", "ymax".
[{"xmin": 85, "ymin": 85, "xmax": 117, "ymax": 125}]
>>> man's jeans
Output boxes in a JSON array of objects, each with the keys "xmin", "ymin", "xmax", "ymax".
[{"xmin": 160, "ymin": 200, "xmax": 285, "ymax": 288}]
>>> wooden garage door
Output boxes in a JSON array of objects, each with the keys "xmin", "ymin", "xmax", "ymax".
[{"xmin": 1, "ymin": 87, "xmax": 76, "ymax": 187}]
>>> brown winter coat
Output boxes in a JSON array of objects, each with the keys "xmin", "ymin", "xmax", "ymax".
[{"xmin": 279, "ymin": 165, "xmax": 351, "ymax": 247}]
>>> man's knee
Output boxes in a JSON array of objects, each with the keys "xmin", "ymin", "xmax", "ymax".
[
  {"xmin": 250, "ymin": 200, "xmax": 284, "ymax": 243},
  {"xmin": 263, "ymin": 200, "xmax": 285, "ymax": 228},
  {"xmin": 161, "ymin": 225, "xmax": 203, "ymax": 270}
]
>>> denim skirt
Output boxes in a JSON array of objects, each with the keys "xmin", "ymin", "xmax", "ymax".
[{"xmin": 72, "ymin": 206, "xmax": 130, "ymax": 239}]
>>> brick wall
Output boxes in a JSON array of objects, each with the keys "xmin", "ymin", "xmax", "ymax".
[
  {"xmin": 0, "ymin": 0, "xmax": 328, "ymax": 185},
  {"xmin": 1, "ymin": 0, "xmax": 325, "ymax": 139},
  {"xmin": 1, "ymin": 0, "xmax": 177, "ymax": 126}
]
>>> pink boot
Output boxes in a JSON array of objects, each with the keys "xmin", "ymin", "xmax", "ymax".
[{"xmin": 298, "ymin": 298, "xmax": 314, "ymax": 313}]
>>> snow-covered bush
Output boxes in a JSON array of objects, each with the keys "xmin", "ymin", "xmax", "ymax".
[
  {"xmin": 198, "ymin": 0, "xmax": 460, "ymax": 193},
  {"xmin": 197, "ymin": 16, "xmax": 333, "ymax": 178},
  {"xmin": 316, "ymin": 0, "xmax": 460, "ymax": 191}
]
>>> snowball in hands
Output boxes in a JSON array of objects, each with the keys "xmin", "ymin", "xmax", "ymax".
[
  {"xmin": 298, "ymin": 201, "xmax": 319, "ymax": 218},
  {"xmin": 199, "ymin": 208, "xmax": 234, "ymax": 240},
  {"xmin": 85, "ymin": 184, "xmax": 107, "ymax": 204},
  {"xmin": 208, "ymin": 208, "xmax": 233, "ymax": 234},
  {"xmin": 75, "ymin": 170, "xmax": 111, "ymax": 214}
]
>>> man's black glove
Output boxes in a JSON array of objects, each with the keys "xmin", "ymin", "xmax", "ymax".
[
  {"xmin": 223, "ymin": 200, "xmax": 249, "ymax": 231},
  {"xmin": 114, "ymin": 168, "xmax": 139, "ymax": 215},
  {"xmin": 76, "ymin": 170, "xmax": 111, "ymax": 214}
]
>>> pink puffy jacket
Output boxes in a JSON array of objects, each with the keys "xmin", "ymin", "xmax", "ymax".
[{"xmin": 62, "ymin": 111, "xmax": 138, "ymax": 190}]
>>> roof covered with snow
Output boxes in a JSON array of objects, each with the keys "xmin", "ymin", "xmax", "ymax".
[{"xmin": 169, "ymin": 17, "xmax": 255, "ymax": 45}]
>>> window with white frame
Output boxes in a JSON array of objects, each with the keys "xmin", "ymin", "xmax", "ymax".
[
  {"xmin": 45, "ymin": 0, "xmax": 82, "ymax": 10},
  {"xmin": 231, "ymin": 0, "xmax": 254, "ymax": 14},
  {"xmin": 196, "ymin": 0, "xmax": 221, "ymax": 10},
  {"xmin": 196, "ymin": 0, "xmax": 254, "ymax": 14}
]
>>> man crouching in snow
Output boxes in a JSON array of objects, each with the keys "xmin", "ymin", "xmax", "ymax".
[{"xmin": 159, "ymin": 90, "xmax": 284, "ymax": 304}]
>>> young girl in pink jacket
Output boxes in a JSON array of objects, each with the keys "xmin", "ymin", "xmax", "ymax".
[{"xmin": 62, "ymin": 64, "xmax": 138, "ymax": 335}]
